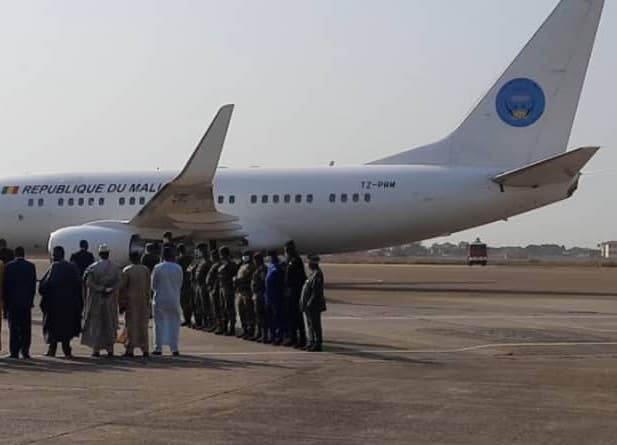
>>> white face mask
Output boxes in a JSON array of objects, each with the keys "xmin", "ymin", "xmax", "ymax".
[{"xmin": 242, "ymin": 255, "xmax": 250, "ymax": 263}]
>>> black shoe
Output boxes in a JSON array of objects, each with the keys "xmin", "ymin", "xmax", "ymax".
[
  {"xmin": 45, "ymin": 349, "xmax": 57, "ymax": 357},
  {"xmin": 91, "ymin": 352, "xmax": 101, "ymax": 358},
  {"xmin": 172, "ymin": 351, "xmax": 180, "ymax": 356},
  {"xmin": 224, "ymin": 330, "xmax": 235, "ymax": 336},
  {"xmin": 123, "ymin": 351, "xmax": 134, "ymax": 358},
  {"xmin": 107, "ymin": 352, "xmax": 115, "ymax": 357},
  {"xmin": 152, "ymin": 351, "xmax": 162, "ymax": 356},
  {"xmin": 22, "ymin": 354, "xmax": 31, "ymax": 359},
  {"xmin": 143, "ymin": 352, "xmax": 150, "ymax": 358},
  {"xmin": 181, "ymin": 322, "xmax": 190, "ymax": 327},
  {"xmin": 9, "ymin": 354, "xmax": 19, "ymax": 359}
]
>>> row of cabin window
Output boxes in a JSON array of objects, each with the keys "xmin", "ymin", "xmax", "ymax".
[
  {"xmin": 27, "ymin": 196, "xmax": 148, "ymax": 208},
  {"xmin": 216, "ymin": 193, "xmax": 372, "ymax": 205}
]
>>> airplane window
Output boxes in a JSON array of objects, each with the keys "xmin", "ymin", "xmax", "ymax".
[
  {"xmin": 129, "ymin": 197, "xmax": 136, "ymax": 205},
  {"xmin": 68, "ymin": 198, "xmax": 74, "ymax": 207},
  {"xmin": 229, "ymin": 195, "xmax": 235, "ymax": 204},
  {"xmin": 78, "ymin": 198, "xmax": 85, "ymax": 207},
  {"xmin": 329, "ymin": 194, "xmax": 336, "ymax": 203},
  {"xmin": 250, "ymin": 195, "xmax": 257, "ymax": 204},
  {"xmin": 119, "ymin": 197, "xmax": 126, "ymax": 206},
  {"xmin": 261, "ymin": 195, "xmax": 268, "ymax": 204},
  {"xmin": 88, "ymin": 197, "xmax": 95, "ymax": 206},
  {"xmin": 99, "ymin": 198, "xmax": 105, "ymax": 206},
  {"xmin": 341, "ymin": 194, "xmax": 348, "ymax": 203},
  {"xmin": 28, "ymin": 199, "xmax": 34, "ymax": 207},
  {"xmin": 139, "ymin": 197, "xmax": 146, "ymax": 205},
  {"xmin": 38, "ymin": 198, "xmax": 44, "ymax": 207},
  {"xmin": 295, "ymin": 194, "xmax": 302, "ymax": 203},
  {"xmin": 284, "ymin": 194, "xmax": 291, "ymax": 203},
  {"xmin": 273, "ymin": 195, "xmax": 280, "ymax": 204},
  {"xmin": 217, "ymin": 196, "xmax": 224, "ymax": 204},
  {"xmin": 307, "ymin": 194, "xmax": 314, "ymax": 203},
  {"xmin": 352, "ymin": 193, "xmax": 359, "ymax": 203},
  {"xmin": 58, "ymin": 198, "xmax": 64, "ymax": 207},
  {"xmin": 364, "ymin": 193, "xmax": 371, "ymax": 203}
]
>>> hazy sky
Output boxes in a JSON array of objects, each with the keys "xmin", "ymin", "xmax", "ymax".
[{"xmin": 0, "ymin": 1, "xmax": 615, "ymax": 248}]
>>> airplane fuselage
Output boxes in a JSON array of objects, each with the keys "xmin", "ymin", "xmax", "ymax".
[{"xmin": 0, "ymin": 165, "xmax": 573, "ymax": 255}]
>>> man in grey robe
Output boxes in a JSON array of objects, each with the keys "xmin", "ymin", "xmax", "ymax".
[
  {"xmin": 119, "ymin": 251, "xmax": 151, "ymax": 357},
  {"xmin": 151, "ymin": 246, "xmax": 183, "ymax": 356},
  {"xmin": 81, "ymin": 244, "xmax": 122, "ymax": 357}
]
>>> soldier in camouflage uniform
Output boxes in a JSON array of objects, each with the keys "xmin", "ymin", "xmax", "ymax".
[
  {"xmin": 234, "ymin": 251, "xmax": 255, "ymax": 339},
  {"xmin": 251, "ymin": 252, "xmax": 269, "ymax": 343},
  {"xmin": 177, "ymin": 244, "xmax": 195, "ymax": 328},
  {"xmin": 206, "ymin": 249, "xmax": 223, "ymax": 334},
  {"xmin": 217, "ymin": 246, "xmax": 238, "ymax": 336},
  {"xmin": 192, "ymin": 243, "xmax": 212, "ymax": 331},
  {"xmin": 189, "ymin": 243, "xmax": 208, "ymax": 330}
]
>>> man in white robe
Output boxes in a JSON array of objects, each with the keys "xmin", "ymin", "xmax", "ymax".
[{"xmin": 151, "ymin": 246, "xmax": 183, "ymax": 355}]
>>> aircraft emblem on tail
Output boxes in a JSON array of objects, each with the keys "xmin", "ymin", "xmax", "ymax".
[{"xmin": 496, "ymin": 78, "xmax": 546, "ymax": 127}]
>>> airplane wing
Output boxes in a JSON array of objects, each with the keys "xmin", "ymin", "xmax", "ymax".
[
  {"xmin": 492, "ymin": 146, "xmax": 600, "ymax": 188},
  {"xmin": 129, "ymin": 104, "xmax": 245, "ymax": 240}
]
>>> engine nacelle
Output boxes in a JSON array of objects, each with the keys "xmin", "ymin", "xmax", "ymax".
[{"xmin": 48, "ymin": 224, "xmax": 143, "ymax": 265}]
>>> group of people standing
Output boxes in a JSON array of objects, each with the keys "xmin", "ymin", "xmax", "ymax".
[
  {"xmin": 176, "ymin": 240, "xmax": 326, "ymax": 352},
  {"xmin": 0, "ymin": 236, "xmax": 326, "ymax": 359}
]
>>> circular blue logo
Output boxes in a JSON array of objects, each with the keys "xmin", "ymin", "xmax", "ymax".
[{"xmin": 496, "ymin": 78, "xmax": 545, "ymax": 127}]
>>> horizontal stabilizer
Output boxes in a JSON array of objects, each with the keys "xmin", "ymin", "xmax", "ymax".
[{"xmin": 492, "ymin": 146, "xmax": 599, "ymax": 188}]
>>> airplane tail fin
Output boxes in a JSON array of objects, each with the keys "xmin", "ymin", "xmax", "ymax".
[{"xmin": 372, "ymin": 0, "xmax": 604, "ymax": 168}]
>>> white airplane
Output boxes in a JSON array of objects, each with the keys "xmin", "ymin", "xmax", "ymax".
[{"xmin": 0, "ymin": 0, "xmax": 605, "ymax": 262}]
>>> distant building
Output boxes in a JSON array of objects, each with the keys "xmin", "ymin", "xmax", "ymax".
[{"xmin": 599, "ymin": 241, "xmax": 617, "ymax": 259}]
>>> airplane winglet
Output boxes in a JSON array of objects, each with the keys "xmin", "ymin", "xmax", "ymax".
[
  {"xmin": 492, "ymin": 146, "xmax": 600, "ymax": 188},
  {"xmin": 174, "ymin": 104, "xmax": 234, "ymax": 187}
]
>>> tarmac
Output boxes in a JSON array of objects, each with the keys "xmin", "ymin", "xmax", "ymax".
[{"xmin": 1, "ymin": 262, "xmax": 617, "ymax": 444}]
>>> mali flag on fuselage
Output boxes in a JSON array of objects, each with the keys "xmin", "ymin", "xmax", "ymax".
[{"xmin": 1, "ymin": 186, "xmax": 20, "ymax": 195}]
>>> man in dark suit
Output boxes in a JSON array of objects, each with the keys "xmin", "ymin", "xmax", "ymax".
[
  {"xmin": 3, "ymin": 246, "xmax": 37, "ymax": 359},
  {"xmin": 70, "ymin": 240, "xmax": 95, "ymax": 279}
]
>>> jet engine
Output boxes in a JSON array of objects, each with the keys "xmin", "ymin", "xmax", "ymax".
[{"xmin": 48, "ymin": 223, "xmax": 144, "ymax": 264}]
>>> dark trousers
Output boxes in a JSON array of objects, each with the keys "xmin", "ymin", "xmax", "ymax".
[
  {"xmin": 267, "ymin": 301, "xmax": 283, "ymax": 342},
  {"xmin": 48, "ymin": 340, "xmax": 72, "ymax": 355},
  {"xmin": 287, "ymin": 294, "xmax": 306, "ymax": 345},
  {"xmin": 304, "ymin": 310, "xmax": 323, "ymax": 347},
  {"xmin": 8, "ymin": 309, "xmax": 32, "ymax": 357}
]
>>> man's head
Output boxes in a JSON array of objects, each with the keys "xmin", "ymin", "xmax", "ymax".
[
  {"xmin": 196, "ymin": 243, "xmax": 208, "ymax": 259},
  {"xmin": 52, "ymin": 246, "xmax": 65, "ymax": 262},
  {"xmin": 129, "ymin": 251, "xmax": 141, "ymax": 265},
  {"xmin": 253, "ymin": 252, "xmax": 264, "ymax": 266},
  {"xmin": 241, "ymin": 251, "xmax": 252, "ymax": 264},
  {"xmin": 14, "ymin": 246, "xmax": 25, "ymax": 258},
  {"xmin": 0, "ymin": 239, "xmax": 7, "ymax": 249},
  {"xmin": 79, "ymin": 240, "xmax": 89, "ymax": 250},
  {"xmin": 210, "ymin": 249, "xmax": 220, "ymax": 262},
  {"xmin": 308, "ymin": 254, "xmax": 320, "ymax": 271},
  {"xmin": 145, "ymin": 243, "xmax": 154, "ymax": 253},
  {"xmin": 163, "ymin": 232, "xmax": 173, "ymax": 243},
  {"xmin": 177, "ymin": 244, "xmax": 186, "ymax": 256},
  {"xmin": 98, "ymin": 244, "xmax": 110, "ymax": 260},
  {"xmin": 219, "ymin": 246, "xmax": 230, "ymax": 260},
  {"xmin": 284, "ymin": 240, "xmax": 297, "ymax": 257},
  {"xmin": 267, "ymin": 250, "xmax": 279, "ymax": 264},
  {"xmin": 162, "ymin": 246, "xmax": 175, "ymax": 262}
]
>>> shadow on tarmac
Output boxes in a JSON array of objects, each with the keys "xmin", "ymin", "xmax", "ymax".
[
  {"xmin": 0, "ymin": 354, "xmax": 288, "ymax": 374},
  {"xmin": 325, "ymin": 340, "xmax": 442, "ymax": 366}
]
